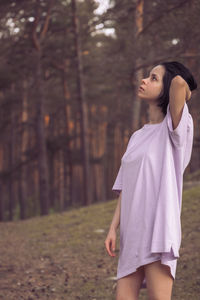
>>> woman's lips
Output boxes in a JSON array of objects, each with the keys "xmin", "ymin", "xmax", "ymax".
[{"xmin": 139, "ymin": 86, "xmax": 145, "ymax": 91}]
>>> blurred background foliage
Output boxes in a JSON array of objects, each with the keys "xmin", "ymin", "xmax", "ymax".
[{"xmin": 0, "ymin": 0, "xmax": 199, "ymax": 221}]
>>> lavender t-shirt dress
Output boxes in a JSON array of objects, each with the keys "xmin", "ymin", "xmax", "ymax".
[{"xmin": 112, "ymin": 102, "xmax": 194, "ymax": 288}]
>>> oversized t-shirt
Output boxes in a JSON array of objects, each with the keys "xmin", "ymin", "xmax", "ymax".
[{"xmin": 112, "ymin": 101, "xmax": 194, "ymax": 281}]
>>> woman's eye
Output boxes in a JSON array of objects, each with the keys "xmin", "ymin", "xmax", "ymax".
[{"xmin": 151, "ymin": 76, "xmax": 157, "ymax": 81}]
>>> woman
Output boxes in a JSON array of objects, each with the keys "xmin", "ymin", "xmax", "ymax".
[{"xmin": 104, "ymin": 61, "xmax": 197, "ymax": 300}]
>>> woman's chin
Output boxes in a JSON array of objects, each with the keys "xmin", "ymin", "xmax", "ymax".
[{"xmin": 137, "ymin": 91, "xmax": 145, "ymax": 99}]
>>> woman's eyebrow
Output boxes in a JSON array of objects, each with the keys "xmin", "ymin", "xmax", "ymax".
[{"xmin": 150, "ymin": 72, "xmax": 159, "ymax": 78}]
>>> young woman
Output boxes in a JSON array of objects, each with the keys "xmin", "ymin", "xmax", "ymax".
[{"xmin": 104, "ymin": 61, "xmax": 197, "ymax": 300}]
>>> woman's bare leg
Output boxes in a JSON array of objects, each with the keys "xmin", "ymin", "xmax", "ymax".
[
  {"xmin": 116, "ymin": 266, "xmax": 145, "ymax": 300},
  {"xmin": 144, "ymin": 260, "xmax": 174, "ymax": 300}
]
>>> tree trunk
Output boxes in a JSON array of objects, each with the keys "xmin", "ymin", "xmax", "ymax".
[
  {"xmin": 35, "ymin": 51, "xmax": 49, "ymax": 215},
  {"xmin": 18, "ymin": 78, "xmax": 29, "ymax": 219},
  {"xmin": 62, "ymin": 59, "xmax": 73, "ymax": 209},
  {"xmin": 31, "ymin": 1, "xmax": 54, "ymax": 215},
  {"xmin": 0, "ymin": 179, "xmax": 4, "ymax": 221},
  {"xmin": 132, "ymin": 0, "xmax": 144, "ymax": 132},
  {"xmin": 8, "ymin": 84, "xmax": 16, "ymax": 221},
  {"xmin": 71, "ymin": 0, "xmax": 92, "ymax": 205}
]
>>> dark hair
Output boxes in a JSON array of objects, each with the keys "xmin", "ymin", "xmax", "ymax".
[{"xmin": 156, "ymin": 61, "xmax": 197, "ymax": 115}]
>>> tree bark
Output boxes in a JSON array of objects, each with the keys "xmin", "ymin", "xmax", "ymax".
[
  {"xmin": 35, "ymin": 50, "xmax": 50, "ymax": 215},
  {"xmin": 71, "ymin": 0, "xmax": 92, "ymax": 205},
  {"xmin": 18, "ymin": 78, "xmax": 29, "ymax": 219},
  {"xmin": 31, "ymin": 0, "xmax": 54, "ymax": 215},
  {"xmin": 132, "ymin": 0, "xmax": 144, "ymax": 132},
  {"xmin": 8, "ymin": 83, "xmax": 16, "ymax": 221}
]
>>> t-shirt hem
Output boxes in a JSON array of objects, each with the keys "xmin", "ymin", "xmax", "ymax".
[{"xmin": 150, "ymin": 240, "xmax": 180, "ymax": 258}]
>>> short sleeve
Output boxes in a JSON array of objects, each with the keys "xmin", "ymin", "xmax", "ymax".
[
  {"xmin": 167, "ymin": 101, "xmax": 191, "ymax": 147},
  {"xmin": 112, "ymin": 164, "xmax": 123, "ymax": 196}
]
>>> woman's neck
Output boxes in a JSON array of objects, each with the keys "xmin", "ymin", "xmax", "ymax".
[{"xmin": 147, "ymin": 104, "xmax": 165, "ymax": 124}]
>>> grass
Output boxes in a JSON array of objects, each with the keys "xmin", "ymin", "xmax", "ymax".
[{"xmin": 0, "ymin": 184, "xmax": 199, "ymax": 299}]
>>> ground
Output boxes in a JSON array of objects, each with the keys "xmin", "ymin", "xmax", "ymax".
[{"xmin": 0, "ymin": 182, "xmax": 199, "ymax": 299}]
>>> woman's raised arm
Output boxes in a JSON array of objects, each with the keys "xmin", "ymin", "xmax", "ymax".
[{"xmin": 169, "ymin": 75, "xmax": 191, "ymax": 130}]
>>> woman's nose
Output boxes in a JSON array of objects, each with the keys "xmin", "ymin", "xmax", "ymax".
[{"xmin": 141, "ymin": 78, "xmax": 147, "ymax": 85}]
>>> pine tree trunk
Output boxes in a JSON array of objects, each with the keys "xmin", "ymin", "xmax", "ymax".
[
  {"xmin": 71, "ymin": 0, "xmax": 92, "ymax": 205},
  {"xmin": 0, "ymin": 144, "xmax": 4, "ymax": 221},
  {"xmin": 35, "ymin": 51, "xmax": 49, "ymax": 215},
  {"xmin": 8, "ymin": 84, "xmax": 17, "ymax": 221},
  {"xmin": 31, "ymin": 0, "xmax": 54, "ymax": 215},
  {"xmin": 18, "ymin": 79, "xmax": 29, "ymax": 219},
  {"xmin": 62, "ymin": 61, "xmax": 73, "ymax": 208},
  {"xmin": 0, "ymin": 179, "xmax": 4, "ymax": 221},
  {"xmin": 132, "ymin": 0, "xmax": 144, "ymax": 131}
]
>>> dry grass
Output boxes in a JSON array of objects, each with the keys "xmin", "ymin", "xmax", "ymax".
[{"xmin": 0, "ymin": 184, "xmax": 199, "ymax": 299}]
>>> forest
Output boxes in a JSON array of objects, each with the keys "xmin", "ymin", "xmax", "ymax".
[{"xmin": 0, "ymin": 0, "xmax": 199, "ymax": 221}]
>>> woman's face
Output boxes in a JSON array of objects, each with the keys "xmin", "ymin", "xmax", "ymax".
[{"xmin": 138, "ymin": 65, "xmax": 165, "ymax": 102}]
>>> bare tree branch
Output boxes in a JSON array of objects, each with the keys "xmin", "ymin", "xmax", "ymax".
[
  {"xmin": 138, "ymin": 0, "xmax": 192, "ymax": 37},
  {"xmin": 40, "ymin": 0, "xmax": 54, "ymax": 42},
  {"xmin": 32, "ymin": 0, "xmax": 41, "ymax": 51}
]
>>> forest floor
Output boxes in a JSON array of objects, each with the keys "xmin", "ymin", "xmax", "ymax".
[{"xmin": 0, "ymin": 182, "xmax": 200, "ymax": 300}]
